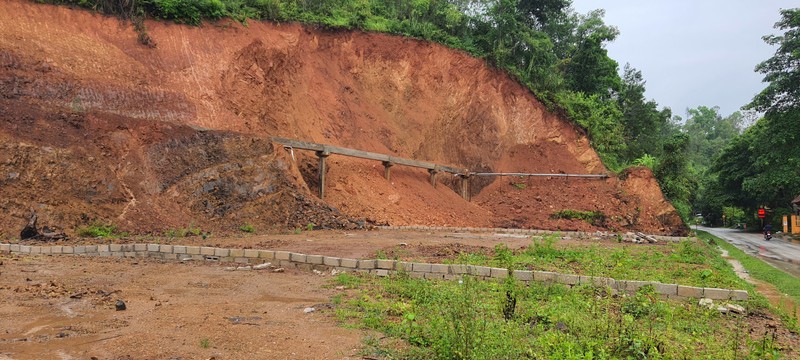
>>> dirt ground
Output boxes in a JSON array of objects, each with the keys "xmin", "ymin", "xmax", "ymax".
[{"xmin": 2, "ymin": 230, "xmax": 800, "ymax": 359}]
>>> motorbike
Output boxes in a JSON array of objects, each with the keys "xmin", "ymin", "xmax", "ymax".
[{"xmin": 764, "ymin": 231, "xmax": 772, "ymax": 241}]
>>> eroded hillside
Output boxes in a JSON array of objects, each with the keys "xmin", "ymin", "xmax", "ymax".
[{"xmin": 0, "ymin": 0, "xmax": 687, "ymax": 236}]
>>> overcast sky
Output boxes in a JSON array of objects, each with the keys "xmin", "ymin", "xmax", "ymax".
[{"xmin": 569, "ymin": 1, "xmax": 797, "ymax": 118}]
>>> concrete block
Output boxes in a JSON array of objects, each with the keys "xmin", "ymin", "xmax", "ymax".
[
  {"xmin": 323, "ymin": 257, "xmax": 341, "ymax": 267},
  {"xmin": 173, "ymin": 246, "xmax": 187, "ymax": 254},
  {"xmin": 74, "ymin": 246, "xmax": 87, "ymax": 254},
  {"xmin": 655, "ymin": 283, "xmax": 678, "ymax": 296},
  {"xmin": 40, "ymin": 246, "xmax": 52, "ymax": 254},
  {"xmin": 703, "ymin": 288, "xmax": 732, "ymax": 300},
  {"xmin": 214, "ymin": 248, "xmax": 230, "ymax": 257},
  {"xmin": 555, "ymin": 273, "xmax": 579, "ymax": 285},
  {"xmin": 513, "ymin": 270, "xmax": 533, "ymax": 281},
  {"xmin": 30, "ymin": 246, "xmax": 42, "ymax": 254},
  {"xmin": 412, "ymin": 263, "xmax": 432, "ymax": 272},
  {"xmin": 374, "ymin": 269, "xmax": 390, "ymax": 277},
  {"xmin": 533, "ymin": 271, "xmax": 556, "ymax": 282},
  {"xmin": 146, "ymin": 244, "xmax": 159, "ymax": 252},
  {"xmin": 84, "ymin": 245, "xmax": 98, "ymax": 253},
  {"xmin": 204, "ymin": 255, "xmax": 220, "ymax": 261},
  {"xmin": 340, "ymin": 258, "xmax": 358, "ymax": 268},
  {"xmin": 424, "ymin": 272, "xmax": 445, "ymax": 280},
  {"xmin": 108, "ymin": 244, "xmax": 121, "ymax": 252},
  {"xmin": 0, "ymin": 244, "xmax": 10, "ymax": 252},
  {"xmin": 677, "ymin": 285, "xmax": 704, "ymax": 298},
  {"xmin": 123, "ymin": 251, "xmax": 136, "ymax": 257},
  {"xmin": 490, "ymin": 267, "xmax": 509, "ymax": 279},
  {"xmin": 274, "ymin": 251, "xmax": 291, "ymax": 261},
  {"xmin": 244, "ymin": 249, "xmax": 259, "ymax": 258},
  {"xmin": 296, "ymin": 263, "xmax": 313, "ymax": 271},
  {"xmin": 229, "ymin": 248, "xmax": 245, "ymax": 258},
  {"xmin": 186, "ymin": 246, "xmax": 200, "ymax": 255},
  {"xmin": 62, "ymin": 246, "xmax": 74, "ymax": 254},
  {"xmin": 19, "ymin": 245, "xmax": 31, "ymax": 254},
  {"xmin": 430, "ymin": 264, "xmax": 449, "ymax": 274},
  {"xmin": 409, "ymin": 272, "xmax": 425, "ymax": 279},
  {"xmin": 133, "ymin": 244, "xmax": 146, "ymax": 252},
  {"xmin": 200, "ymin": 247, "xmax": 215, "ymax": 256},
  {"xmin": 306, "ymin": 255, "xmax": 324, "ymax": 265},
  {"xmin": 96, "ymin": 245, "xmax": 109, "ymax": 252},
  {"xmin": 190, "ymin": 254, "xmax": 204, "ymax": 261},
  {"xmin": 395, "ymin": 262, "xmax": 412, "ymax": 271},
  {"xmin": 234, "ymin": 257, "xmax": 249, "ymax": 264},
  {"xmin": 376, "ymin": 259, "xmax": 395, "ymax": 270},
  {"xmin": 625, "ymin": 280, "xmax": 652, "ymax": 292},
  {"xmin": 473, "ymin": 266, "xmax": 491, "ymax": 277},
  {"xmin": 258, "ymin": 250, "xmax": 275, "ymax": 259},
  {"xmin": 163, "ymin": 254, "xmax": 178, "ymax": 260},
  {"xmin": 450, "ymin": 264, "xmax": 469, "ymax": 274},
  {"xmin": 50, "ymin": 245, "xmax": 63, "ymax": 254},
  {"xmin": 290, "ymin": 253, "xmax": 307, "ymax": 263},
  {"xmin": 358, "ymin": 260, "xmax": 376, "ymax": 270},
  {"xmin": 160, "ymin": 245, "xmax": 173, "ymax": 253},
  {"xmin": 731, "ymin": 290, "xmax": 749, "ymax": 301},
  {"xmin": 98, "ymin": 252, "xmax": 111, "ymax": 257}
]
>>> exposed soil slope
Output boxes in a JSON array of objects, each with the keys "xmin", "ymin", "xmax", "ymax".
[{"xmin": 0, "ymin": 0, "xmax": 687, "ymax": 236}]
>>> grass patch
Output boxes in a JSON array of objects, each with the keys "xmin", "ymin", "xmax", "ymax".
[
  {"xmin": 76, "ymin": 222, "xmax": 126, "ymax": 238},
  {"xmin": 452, "ymin": 234, "xmax": 746, "ymax": 288},
  {"xmin": 699, "ymin": 230, "xmax": 800, "ymax": 314},
  {"xmin": 550, "ymin": 209, "xmax": 606, "ymax": 226},
  {"xmin": 333, "ymin": 272, "xmax": 779, "ymax": 359},
  {"xmin": 239, "ymin": 223, "xmax": 256, "ymax": 233}
]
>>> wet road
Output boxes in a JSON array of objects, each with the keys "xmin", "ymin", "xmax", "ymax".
[{"xmin": 698, "ymin": 226, "xmax": 800, "ymax": 278}]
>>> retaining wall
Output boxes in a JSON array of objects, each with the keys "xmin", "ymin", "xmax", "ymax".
[{"xmin": 0, "ymin": 242, "xmax": 747, "ymax": 301}]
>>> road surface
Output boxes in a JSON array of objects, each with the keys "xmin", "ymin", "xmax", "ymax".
[{"xmin": 698, "ymin": 226, "xmax": 800, "ymax": 278}]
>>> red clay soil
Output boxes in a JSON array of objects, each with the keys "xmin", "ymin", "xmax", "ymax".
[{"xmin": 0, "ymin": 0, "xmax": 687, "ymax": 237}]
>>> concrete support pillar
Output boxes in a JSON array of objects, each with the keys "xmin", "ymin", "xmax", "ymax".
[
  {"xmin": 382, "ymin": 161, "xmax": 394, "ymax": 181},
  {"xmin": 316, "ymin": 150, "xmax": 330, "ymax": 199},
  {"xmin": 460, "ymin": 172, "xmax": 471, "ymax": 201},
  {"xmin": 428, "ymin": 168, "xmax": 439, "ymax": 188}
]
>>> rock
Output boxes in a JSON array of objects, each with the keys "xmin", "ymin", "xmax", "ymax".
[
  {"xmin": 115, "ymin": 300, "xmax": 127, "ymax": 311},
  {"xmin": 335, "ymin": 286, "xmax": 345, "ymax": 290},
  {"xmin": 698, "ymin": 298, "xmax": 714, "ymax": 308},
  {"xmin": 717, "ymin": 306, "xmax": 729, "ymax": 314},
  {"xmin": 312, "ymin": 269, "xmax": 324, "ymax": 275},
  {"xmin": 303, "ymin": 307, "xmax": 316, "ymax": 314},
  {"xmin": 236, "ymin": 266, "xmax": 252, "ymax": 271},
  {"xmin": 253, "ymin": 262, "xmax": 272, "ymax": 270},
  {"xmin": 555, "ymin": 322, "xmax": 568, "ymax": 332},
  {"xmin": 726, "ymin": 304, "xmax": 746, "ymax": 314},
  {"xmin": 272, "ymin": 268, "xmax": 285, "ymax": 273},
  {"xmin": 223, "ymin": 267, "xmax": 237, "ymax": 271}
]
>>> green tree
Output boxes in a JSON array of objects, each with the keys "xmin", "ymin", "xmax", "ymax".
[
  {"xmin": 618, "ymin": 64, "xmax": 673, "ymax": 161},
  {"xmin": 655, "ymin": 134, "xmax": 697, "ymax": 221},
  {"xmin": 747, "ymin": 8, "xmax": 800, "ymax": 114}
]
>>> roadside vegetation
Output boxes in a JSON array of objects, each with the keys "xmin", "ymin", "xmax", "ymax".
[
  {"xmin": 331, "ymin": 235, "xmax": 793, "ymax": 359},
  {"xmin": 699, "ymin": 231, "xmax": 800, "ymax": 316}
]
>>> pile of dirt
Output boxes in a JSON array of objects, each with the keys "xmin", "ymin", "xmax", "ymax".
[{"xmin": 0, "ymin": 0, "xmax": 687, "ymax": 236}]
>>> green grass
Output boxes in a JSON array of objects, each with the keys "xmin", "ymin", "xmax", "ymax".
[
  {"xmin": 239, "ymin": 223, "xmax": 256, "ymax": 233},
  {"xmin": 76, "ymin": 222, "xmax": 127, "ymax": 238},
  {"xmin": 550, "ymin": 209, "xmax": 607, "ymax": 226},
  {"xmin": 699, "ymin": 230, "xmax": 800, "ymax": 307},
  {"xmin": 447, "ymin": 234, "xmax": 746, "ymax": 289},
  {"xmin": 332, "ymin": 272, "xmax": 779, "ymax": 359}
]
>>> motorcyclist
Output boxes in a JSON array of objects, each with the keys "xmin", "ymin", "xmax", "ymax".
[{"xmin": 763, "ymin": 223, "xmax": 773, "ymax": 240}]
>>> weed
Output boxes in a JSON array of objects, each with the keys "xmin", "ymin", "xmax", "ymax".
[
  {"xmin": 293, "ymin": 227, "xmax": 302, "ymax": 234},
  {"xmin": 306, "ymin": 223, "xmax": 315, "ymax": 231},
  {"xmin": 375, "ymin": 249, "xmax": 388, "ymax": 260},
  {"xmin": 334, "ymin": 273, "xmax": 363, "ymax": 289},
  {"xmin": 239, "ymin": 223, "xmax": 255, "ymax": 233},
  {"xmin": 199, "ymin": 338, "xmax": 210, "ymax": 348},
  {"xmin": 511, "ymin": 182, "xmax": 526, "ymax": 190},
  {"xmin": 76, "ymin": 222, "xmax": 123, "ymax": 238},
  {"xmin": 551, "ymin": 209, "xmax": 606, "ymax": 226}
]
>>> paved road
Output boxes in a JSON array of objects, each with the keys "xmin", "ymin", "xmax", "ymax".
[{"xmin": 698, "ymin": 226, "xmax": 800, "ymax": 278}]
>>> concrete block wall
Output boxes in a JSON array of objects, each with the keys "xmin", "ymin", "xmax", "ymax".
[{"xmin": 0, "ymin": 242, "xmax": 747, "ymax": 301}]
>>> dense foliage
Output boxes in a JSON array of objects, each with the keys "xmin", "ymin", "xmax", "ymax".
[
  {"xmin": 38, "ymin": 0, "xmax": 799, "ymax": 225},
  {"xmin": 696, "ymin": 9, "xmax": 800, "ymax": 228}
]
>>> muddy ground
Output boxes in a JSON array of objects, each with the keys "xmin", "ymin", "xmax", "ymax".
[{"xmin": 2, "ymin": 230, "xmax": 799, "ymax": 359}]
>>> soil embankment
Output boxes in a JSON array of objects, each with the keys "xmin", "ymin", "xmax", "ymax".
[{"xmin": 0, "ymin": 0, "xmax": 687, "ymax": 236}]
